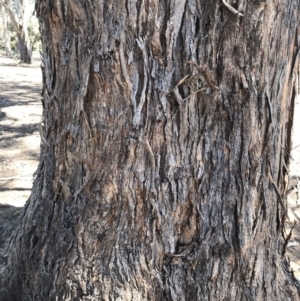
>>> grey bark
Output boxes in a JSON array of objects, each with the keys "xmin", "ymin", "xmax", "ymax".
[{"xmin": 1, "ymin": 0, "xmax": 300, "ymax": 300}]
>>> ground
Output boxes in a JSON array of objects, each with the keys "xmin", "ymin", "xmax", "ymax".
[
  {"xmin": 0, "ymin": 52, "xmax": 300, "ymax": 282},
  {"xmin": 0, "ymin": 51, "xmax": 42, "ymax": 206},
  {"xmin": 286, "ymin": 93, "xmax": 300, "ymax": 280}
]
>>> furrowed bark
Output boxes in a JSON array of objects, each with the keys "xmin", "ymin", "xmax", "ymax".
[{"xmin": 0, "ymin": 0, "xmax": 300, "ymax": 300}]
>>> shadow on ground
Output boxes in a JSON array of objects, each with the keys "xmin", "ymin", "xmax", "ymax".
[{"xmin": 0, "ymin": 51, "xmax": 42, "ymax": 207}]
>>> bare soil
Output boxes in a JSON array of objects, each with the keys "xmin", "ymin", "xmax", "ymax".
[
  {"xmin": 0, "ymin": 51, "xmax": 42, "ymax": 207},
  {"xmin": 286, "ymin": 94, "xmax": 300, "ymax": 280},
  {"xmin": 0, "ymin": 52, "xmax": 300, "ymax": 282}
]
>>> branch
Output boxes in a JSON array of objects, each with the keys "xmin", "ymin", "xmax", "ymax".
[
  {"xmin": 187, "ymin": 61, "xmax": 219, "ymax": 91},
  {"xmin": 0, "ymin": 1, "xmax": 22, "ymax": 33},
  {"xmin": 222, "ymin": 0, "xmax": 244, "ymax": 17}
]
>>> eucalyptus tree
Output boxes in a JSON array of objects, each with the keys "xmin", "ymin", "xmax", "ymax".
[
  {"xmin": 1, "ymin": 0, "xmax": 300, "ymax": 300},
  {"xmin": 0, "ymin": 0, "xmax": 31, "ymax": 63}
]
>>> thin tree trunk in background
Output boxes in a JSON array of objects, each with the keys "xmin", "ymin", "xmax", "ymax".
[
  {"xmin": 1, "ymin": 1, "xmax": 300, "ymax": 300},
  {"xmin": 2, "ymin": 4, "xmax": 11, "ymax": 57},
  {"xmin": 15, "ymin": 0, "xmax": 31, "ymax": 63},
  {"xmin": 16, "ymin": 29, "xmax": 32, "ymax": 63},
  {"xmin": 0, "ymin": 0, "xmax": 32, "ymax": 63}
]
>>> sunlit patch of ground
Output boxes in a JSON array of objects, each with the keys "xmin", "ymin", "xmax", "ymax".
[
  {"xmin": 286, "ymin": 95, "xmax": 300, "ymax": 281},
  {"xmin": 0, "ymin": 51, "xmax": 42, "ymax": 207}
]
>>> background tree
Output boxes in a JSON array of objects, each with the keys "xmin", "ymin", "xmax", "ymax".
[
  {"xmin": 1, "ymin": 0, "xmax": 12, "ymax": 56},
  {"xmin": 0, "ymin": 0, "xmax": 31, "ymax": 63},
  {"xmin": 1, "ymin": 0, "xmax": 300, "ymax": 300}
]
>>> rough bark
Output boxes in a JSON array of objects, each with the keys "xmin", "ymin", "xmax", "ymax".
[{"xmin": 1, "ymin": 0, "xmax": 300, "ymax": 300}]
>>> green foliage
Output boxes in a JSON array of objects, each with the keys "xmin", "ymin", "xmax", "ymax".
[
  {"xmin": 27, "ymin": 16, "xmax": 41, "ymax": 51},
  {"xmin": 8, "ymin": 23, "xmax": 17, "ymax": 51}
]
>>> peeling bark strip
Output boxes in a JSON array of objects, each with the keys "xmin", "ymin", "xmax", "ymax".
[{"xmin": 1, "ymin": 1, "xmax": 300, "ymax": 300}]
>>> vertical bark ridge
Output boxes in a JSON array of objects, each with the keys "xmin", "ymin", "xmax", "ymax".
[{"xmin": 1, "ymin": 0, "xmax": 300, "ymax": 300}]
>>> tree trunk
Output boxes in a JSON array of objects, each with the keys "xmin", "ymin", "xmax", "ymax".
[
  {"xmin": 15, "ymin": 0, "xmax": 31, "ymax": 63},
  {"xmin": 1, "ymin": 0, "xmax": 300, "ymax": 300},
  {"xmin": 2, "ymin": 5, "xmax": 12, "ymax": 57},
  {"xmin": 16, "ymin": 29, "xmax": 32, "ymax": 63}
]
